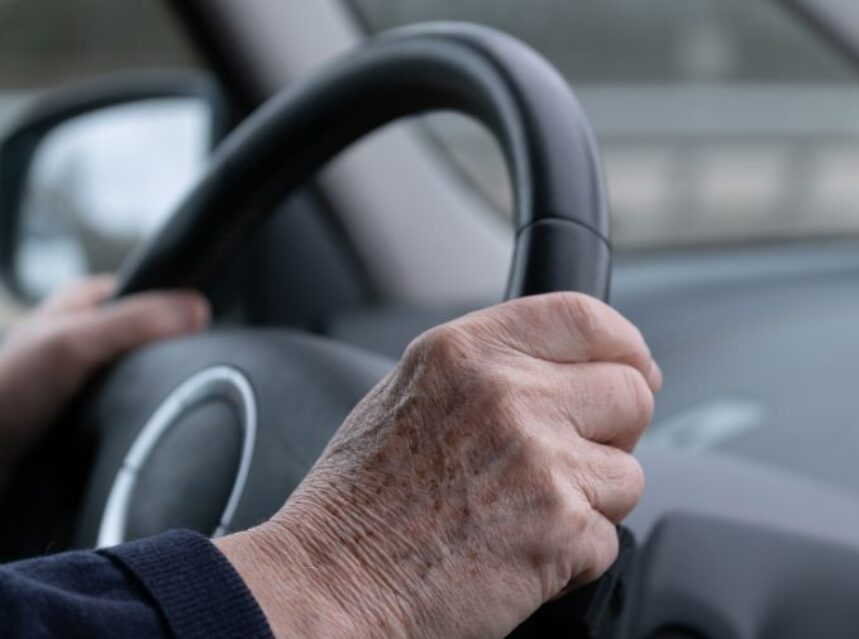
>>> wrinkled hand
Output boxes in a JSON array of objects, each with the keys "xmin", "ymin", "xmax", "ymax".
[
  {"xmin": 219, "ymin": 293, "xmax": 661, "ymax": 639},
  {"xmin": 0, "ymin": 276, "xmax": 210, "ymax": 487}
]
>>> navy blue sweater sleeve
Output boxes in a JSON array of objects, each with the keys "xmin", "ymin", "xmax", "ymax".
[{"xmin": 0, "ymin": 530, "xmax": 273, "ymax": 639}]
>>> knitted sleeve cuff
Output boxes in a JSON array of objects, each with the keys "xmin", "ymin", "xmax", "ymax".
[{"xmin": 100, "ymin": 530, "xmax": 273, "ymax": 639}]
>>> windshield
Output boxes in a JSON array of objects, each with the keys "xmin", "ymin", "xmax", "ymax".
[{"xmin": 349, "ymin": 0, "xmax": 859, "ymax": 248}]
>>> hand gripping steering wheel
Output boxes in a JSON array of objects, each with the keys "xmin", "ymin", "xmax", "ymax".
[{"xmin": 10, "ymin": 23, "xmax": 620, "ymax": 638}]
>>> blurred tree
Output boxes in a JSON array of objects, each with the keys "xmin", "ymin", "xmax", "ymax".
[
  {"xmin": 350, "ymin": 0, "xmax": 854, "ymax": 83},
  {"xmin": 0, "ymin": 0, "xmax": 197, "ymax": 87}
]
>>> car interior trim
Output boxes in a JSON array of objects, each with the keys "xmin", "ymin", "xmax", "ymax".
[{"xmin": 96, "ymin": 366, "xmax": 257, "ymax": 547}]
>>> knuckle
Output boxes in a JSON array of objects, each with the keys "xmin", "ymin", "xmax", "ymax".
[
  {"xmin": 618, "ymin": 455, "xmax": 646, "ymax": 506},
  {"xmin": 557, "ymin": 482, "xmax": 593, "ymax": 529},
  {"xmin": 503, "ymin": 430, "xmax": 556, "ymax": 492},
  {"xmin": 582, "ymin": 521, "xmax": 619, "ymax": 583},
  {"xmin": 423, "ymin": 328, "xmax": 517, "ymax": 407},
  {"xmin": 571, "ymin": 462, "xmax": 601, "ymax": 510},
  {"xmin": 506, "ymin": 425, "xmax": 542, "ymax": 468},
  {"xmin": 594, "ymin": 452, "xmax": 645, "ymax": 522},
  {"xmin": 619, "ymin": 367, "xmax": 655, "ymax": 430},
  {"xmin": 532, "ymin": 467, "xmax": 573, "ymax": 523},
  {"xmin": 405, "ymin": 324, "xmax": 469, "ymax": 370},
  {"xmin": 558, "ymin": 293, "xmax": 601, "ymax": 346},
  {"xmin": 474, "ymin": 364, "xmax": 515, "ymax": 407}
]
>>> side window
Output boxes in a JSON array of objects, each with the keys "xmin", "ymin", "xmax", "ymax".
[
  {"xmin": 0, "ymin": 0, "xmax": 202, "ymax": 317},
  {"xmin": 349, "ymin": 0, "xmax": 859, "ymax": 248},
  {"xmin": 0, "ymin": 0, "xmax": 199, "ymax": 135}
]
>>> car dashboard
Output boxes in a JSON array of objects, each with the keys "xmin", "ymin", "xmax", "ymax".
[{"xmin": 323, "ymin": 238, "xmax": 859, "ymax": 500}]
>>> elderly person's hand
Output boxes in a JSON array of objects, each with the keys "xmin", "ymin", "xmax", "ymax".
[
  {"xmin": 0, "ymin": 276, "xmax": 209, "ymax": 489},
  {"xmin": 219, "ymin": 292, "xmax": 661, "ymax": 639}
]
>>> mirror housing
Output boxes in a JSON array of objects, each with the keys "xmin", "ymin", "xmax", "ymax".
[{"xmin": 0, "ymin": 70, "xmax": 230, "ymax": 301}]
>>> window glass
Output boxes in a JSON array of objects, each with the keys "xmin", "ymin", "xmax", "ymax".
[{"xmin": 349, "ymin": 0, "xmax": 859, "ymax": 247}]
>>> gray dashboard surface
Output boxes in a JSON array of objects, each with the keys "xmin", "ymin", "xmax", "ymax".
[
  {"xmin": 616, "ymin": 241, "xmax": 859, "ymax": 499},
  {"xmin": 324, "ymin": 239, "xmax": 859, "ymax": 499}
]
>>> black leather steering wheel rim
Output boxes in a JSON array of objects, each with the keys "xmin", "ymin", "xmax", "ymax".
[{"xmin": 116, "ymin": 22, "xmax": 611, "ymax": 301}]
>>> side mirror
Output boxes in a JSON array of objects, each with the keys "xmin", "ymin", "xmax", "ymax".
[{"xmin": 0, "ymin": 71, "xmax": 230, "ymax": 300}]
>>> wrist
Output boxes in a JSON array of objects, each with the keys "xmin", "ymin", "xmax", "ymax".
[
  {"xmin": 217, "ymin": 495, "xmax": 417, "ymax": 639},
  {"xmin": 216, "ymin": 524, "xmax": 348, "ymax": 639}
]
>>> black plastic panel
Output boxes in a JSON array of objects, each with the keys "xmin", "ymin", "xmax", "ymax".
[{"xmin": 632, "ymin": 512, "xmax": 859, "ymax": 639}]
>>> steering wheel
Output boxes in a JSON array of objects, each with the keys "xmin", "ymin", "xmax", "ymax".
[{"xmin": 4, "ymin": 21, "xmax": 613, "ymax": 634}]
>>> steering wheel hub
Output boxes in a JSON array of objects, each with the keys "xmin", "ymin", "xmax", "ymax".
[{"xmin": 97, "ymin": 366, "xmax": 257, "ymax": 547}]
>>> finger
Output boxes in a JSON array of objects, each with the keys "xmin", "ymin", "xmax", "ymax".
[
  {"xmin": 564, "ymin": 509, "xmax": 619, "ymax": 589},
  {"xmin": 462, "ymin": 293, "xmax": 660, "ymax": 389},
  {"xmin": 39, "ymin": 275, "xmax": 116, "ymax": 316},
  {"xmin": 567, "ymin": 442, "xmax": 645, "ymax": 525},
  {"xmin": 59, "ymin": 290, "xmax": 210, "ymax": 370},
  {"xmin": 555, "ymin": 362, "xmax": 655, "ymax": 451}
]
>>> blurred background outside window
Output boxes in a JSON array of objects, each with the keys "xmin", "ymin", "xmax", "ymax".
[
  {"xmin": 3, "ymin": 0, "xmax": 859, "ymax": 279},
  {"xmin": 0, "ymin": 0, "xmax": 199, "ymax": 320},
  {"xmin": 0, "ymin": 0, "xmax": 198, "ymax": 134},
  {"xmin": 351, "ymin": 0, "xmax": 859, "ymax": 248}
]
